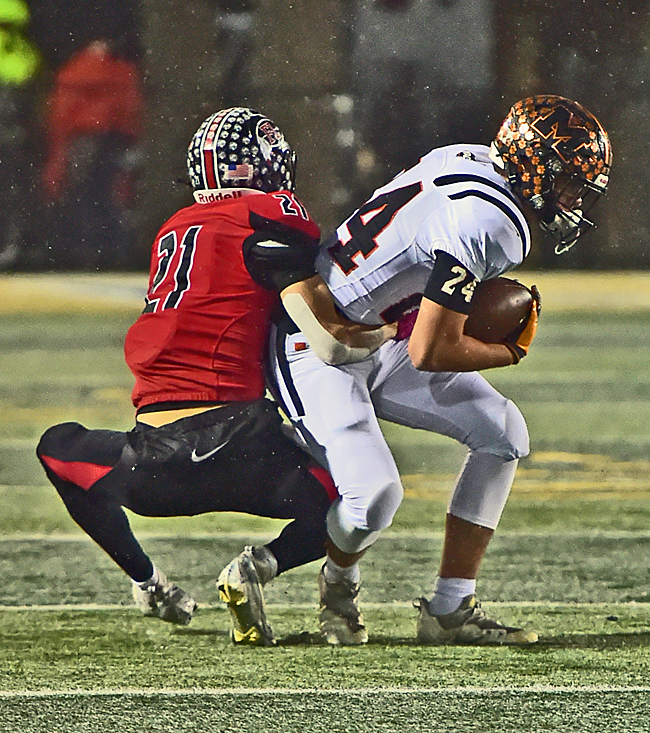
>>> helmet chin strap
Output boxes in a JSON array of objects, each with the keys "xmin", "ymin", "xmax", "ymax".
[
  {"xmin": 554, "ymin": 239, "xmax": 578, "ymax": 256},
  {"xmin": 540, "ymin": 209, "xmax": 584, "ymax": 255}
]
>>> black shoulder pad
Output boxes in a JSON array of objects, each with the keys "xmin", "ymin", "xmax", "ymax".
[
  {"xmin": 249, "ymin": 211, "xmax": 319, "ymax": 250},
  {"xmin": 243, "ymin": 226, "xmax": 319, "ymax": 292}
]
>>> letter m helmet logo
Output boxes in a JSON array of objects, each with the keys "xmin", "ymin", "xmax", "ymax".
[{"xmin": 530, "ymin": 102, "xmax": 595, "ymax": 164}]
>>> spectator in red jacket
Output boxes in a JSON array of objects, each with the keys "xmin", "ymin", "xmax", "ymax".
[{"xmin": 42, "ymin": 39, "xmax": 144, "ymax": 269}]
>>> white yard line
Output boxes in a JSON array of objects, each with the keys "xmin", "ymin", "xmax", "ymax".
[
  {"xmin": 1, "ymin": 685, "xmax": 650, "ymax": 698},
  {"xmin": 4, "ymin": 529, "xmax": 650, "ymax": 541},
  {"xmin": 1, "ymin": 600, "xmax": 649, "ymax": 612}
]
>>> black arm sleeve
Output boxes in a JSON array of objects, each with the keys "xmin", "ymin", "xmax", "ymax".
[
  {"xmin": 243, "ymin": 214, "xmax": 319, "ymax": 292},
  {"xmin": 422, "ymin": 250, "xmax": 478, "ymax": 315}
]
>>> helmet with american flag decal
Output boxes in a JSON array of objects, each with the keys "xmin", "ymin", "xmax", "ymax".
[
  {"xmin": 489, "ymin": 95, "xmax": 612, "ymax": 254},
  {"xmin": 187, "ymin": 107, "xmax": 297, "ymax": 194}
]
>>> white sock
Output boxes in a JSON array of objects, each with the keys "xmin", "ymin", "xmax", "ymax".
[
  {"xmin": 135, "ymin": 565, "xmax": 160, "ymax": 589},
  {"xmin": 252, "ymin": 546, "xmax": 279, "ymax": 586},
  {"xmin": 323, "ymin": 557, "xmax": 361, "ymax": 585},
  {"xmin": 428, "ymin": 576, "xmax": 476, "ymax": 616}
]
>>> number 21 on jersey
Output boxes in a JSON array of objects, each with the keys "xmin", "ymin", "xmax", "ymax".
[{"xmin": 143, "ymin": 226, "xmax": 200, "ymax": 313}]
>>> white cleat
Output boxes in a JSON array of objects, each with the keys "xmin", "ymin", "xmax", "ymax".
[
  {"xmin": 415, "ymin": 594, "xmax": 538, "ymax": 645},
  {"xmin": 132, "ymin": 569, "xmax": 196, "ymax": 625},
  {"xmin": 217, "ymin": 546, "xmax": 276, "ymax": 646},
  {"xmin": 318, "ymin": 565, "xmax": 368, "ymax": 646}
]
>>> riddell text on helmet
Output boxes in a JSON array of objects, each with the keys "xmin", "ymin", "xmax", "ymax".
[{"xmin": 194, "ymin": 189, "xmax": 246, "ymax": 204}]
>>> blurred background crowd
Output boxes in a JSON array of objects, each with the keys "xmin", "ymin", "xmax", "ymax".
[{"xmin": 2, "ymin": 0, "xmax": 648, "ymax": 272}]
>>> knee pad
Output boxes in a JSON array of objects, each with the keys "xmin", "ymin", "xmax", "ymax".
[
  {"xmin": 37, "ymin": 422, "xmax": 121, "ymax": 492},
  {"xmin": 37, "ymin": 422, "xmax": 83, "ymax": 461},
  {"xmin": 366, "ymin": 480, "xmax": 404, "ymax": 530},
  {"xmin": 325, "ymin": 478, "xmax": 403, "ymax": 554},
  {"xmin": 502, "ymin": 399, "xmax": 530, "ymax": 460},
  {"xmin": 472, "ymin": 399, "xmax": 529, "ymax": 461},
  {"xmin": 326, "ymin": 500, "xmax": 381, "ymax": 554}
]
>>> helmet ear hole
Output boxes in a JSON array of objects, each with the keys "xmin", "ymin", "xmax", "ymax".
[{"xmin": 187, "ymin": 107, "xmax": 297, "ymax": 194}]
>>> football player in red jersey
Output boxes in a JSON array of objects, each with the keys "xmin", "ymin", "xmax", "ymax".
[{"xmin": 36, "ymin": 108, "xmax": 395, "ymax": 645}]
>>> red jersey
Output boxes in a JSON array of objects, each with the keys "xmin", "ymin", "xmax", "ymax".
[
  {"xmin": 125, "ymin": 188, "xmax": 320, "ymax": 409},
  {"xmin": 42, "ymin": 40, "xmax": 143, "ymax": 201}
]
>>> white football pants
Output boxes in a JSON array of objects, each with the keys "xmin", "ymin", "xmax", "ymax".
[{"xmin": 269, "ymin": 328, "xmax": 529, "ymax": 554}]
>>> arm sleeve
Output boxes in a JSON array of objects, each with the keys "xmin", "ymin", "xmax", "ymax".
[
  {"xmin": 282, "ymin": 291, "xmax": 394, "ymax": 365},
  {"xmin": 422, "ymin": 250, "xmax": 478, "ymax": 315}
]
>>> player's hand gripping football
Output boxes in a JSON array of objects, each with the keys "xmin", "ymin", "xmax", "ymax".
[{"xmin": 504, "ymin": 285, "xmax": 541, "ymax": 364}]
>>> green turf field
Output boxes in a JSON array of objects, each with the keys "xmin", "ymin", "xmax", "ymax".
[{"xmin": 2, "ymin": 272, "xmax": 650, "ymax": 732}]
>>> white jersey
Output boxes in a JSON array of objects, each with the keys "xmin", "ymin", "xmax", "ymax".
[{"xmin": 315, "ymin": 144, "xmax": 531, "ymax": 325}]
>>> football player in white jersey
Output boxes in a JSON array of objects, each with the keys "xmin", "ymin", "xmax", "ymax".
[{"xmin": 268, "ymin": 95, "xmax": 612, "ymax": 645}]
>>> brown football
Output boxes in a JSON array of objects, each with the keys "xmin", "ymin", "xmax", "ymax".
[{"xmin": 464, "ymin": 277, "xmax": 534, "ymax": 344}]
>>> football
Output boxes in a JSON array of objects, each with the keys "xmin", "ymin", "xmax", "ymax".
[{"xmin": 464, "ymin": 277, "xmax": 534, "ymax": 344}]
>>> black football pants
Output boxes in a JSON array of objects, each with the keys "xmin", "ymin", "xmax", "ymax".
[{"xmin": 36, "ymin": 399, "xmax": 334, "ymax": 582}]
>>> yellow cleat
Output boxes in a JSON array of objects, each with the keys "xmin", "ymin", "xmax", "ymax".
[{"xmin": 217, "ymin": 547, "xmax": 276, "ymax": 646}]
